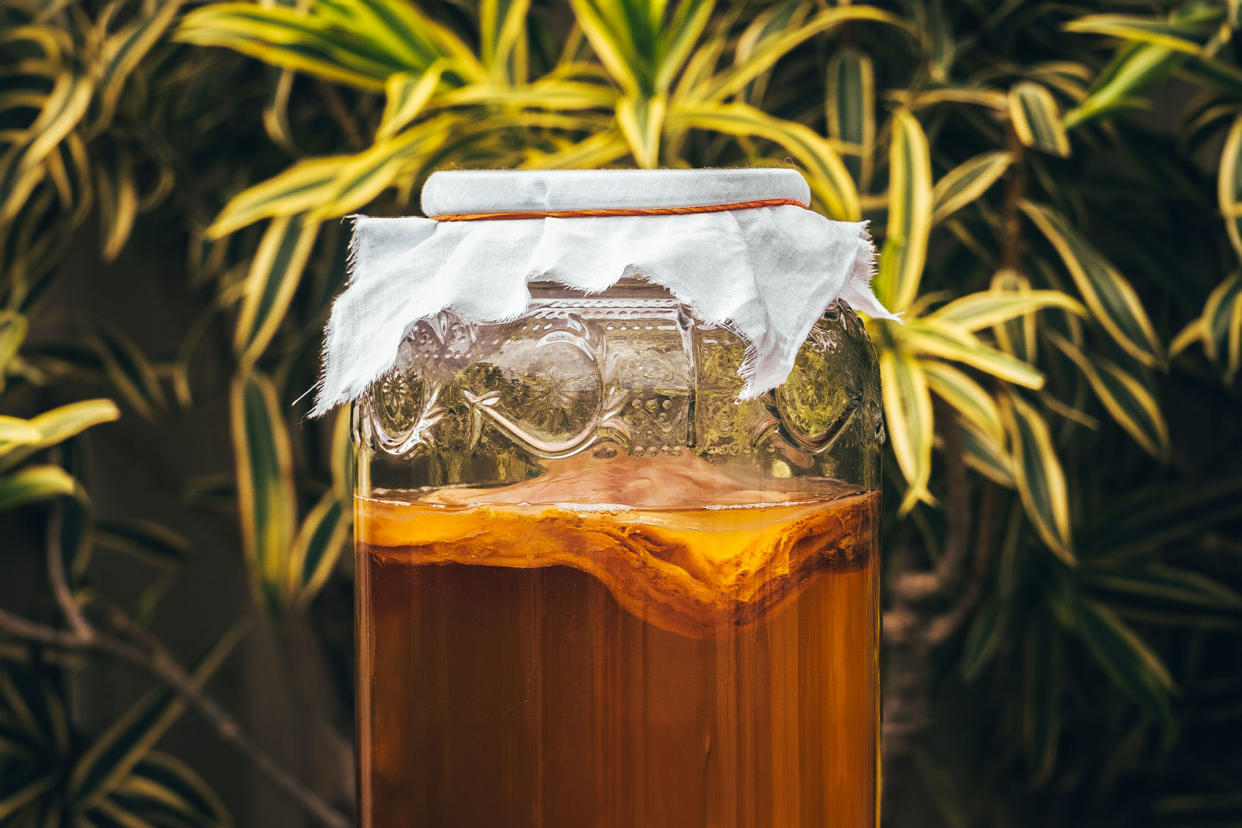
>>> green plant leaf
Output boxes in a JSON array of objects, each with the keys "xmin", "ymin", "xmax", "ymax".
[
  {"xmin": 95, "ymin": 519, "xmax": 190, "ymax": 569},
  {"xmin": 0, "ymin": 417, "xmax": 41, "ymax": 444},
  {"xmin": 0, "ymin": 465, "xmax": 77, "ymax": 511},
  {"xmin": 901, "ymin": 321, "xmax": 1045, "ymax": 389},
  {"xmin": 0, "ymin": 311, "xmax": 28, "ymax": 391},
  {"xmin": 931, "ymin": 151, "xmax": 1012, "ymax": 225},
  {"xmin": 68, "ymin": 623, "xmax": 247, "ymax": 808},
  {"xmin": 175, "ymin": 3, "xmax": 431, "ymax": 90},
  {"xmin": 111, "ymin": 751, "xmax": 230, "ymax": 827},
  {"xmin": 1080, "ymin": 562, "xmax": 1242, "ymax": 613},
  {"xmin": 826, "ymin": 48, "xmax": 874, "ymax": 189},
  {"xmin": 95, "ymin": 0, "xmax": 186, "ymax": 128},
  {"xmin": 1008, "ymin": 82, "xmax": 1070, "ymax": 157},
  {"xmin": 1023, "ymin": 618, "xmax": 1061, "ymax": 785},
  {"xmin": 0, "ymin": 769, "xmax": 56, "ymax": 823},
  {"xmin": 922, "ymin": 360, "xmax": 1003, "ymax": 442},
  {"xmin": 1020, "ymin": 201, "xmax": 1165, "ymax": 367},
  {"xmin": 960, "ymin": 596, "xmax": 1009, "ymax": 680},
  {"xmin": 696, "ymin": 5, "xmax": 908, "ymax": 103},
  {"xmin": 1063, "ymin": 43, "xmax": 1180, "ymax": 128},
  {"xmin": 379, "ymin": 65, "xmax": 445, "ymax": 140},
  {"xmin": 1052, "ymin": 335, "xmax": 1170, "ymax": 458},
  {"xmin": 89, "ymin": 323, "xmax": 168, "ymax": 421},
  {"xmin": 1062, "ymin": 13, "xmax": 1214, "ymax": 56},
  {"xmin": 615, "ymin": 93, "xmax": 666, "ymax": 168},
  {"xmin": 208, "ymin": 156, "xmax": 352, "ymax": 238},
  {"xmin": 234, "ymin": 214, "xmax": 318, "ymax": 366},
  {"xmin": 667, "ymin": 102, "xmax": 859, "ymax": 219},
  {"xmin": 0, "ymin": 70, "xmax": 94, "ymax": 224},
  {"xmin": 928, "ymin": 288, "xmax": 1084, "ymax": 331},
  {"xmin": 289, "ymin": 492, "xmax": 350, "ymax": 607},
  {"xmin": 878, "ymin": 109, "xmax": 932, "ymax": 311},
  {"xmin": 230, "ymin": 371, "xmax": 296, "ymax": 613},
  {"xmin": 1219, "ymin": 117, "xmax": 1242, "ymax": 263},
  {"xmin": 879, "ymin": 346, "xmax": 934, "ymax": 513},
  {"xmin": 1001, "ymin": 392, "xmax": 1074, "ymax": 564},
  {"xmin": 0, "ymin": 399, "xmax": 121, "ymax": 472},
  {"xmin": 958, "ymin": 419, "xmax": 1014, "ymax": 486},
  {"xmin": 1073, "ymin": 597, "xmax": 1173, "ymax": 718},
  {"xmin": 94, "ymin": 144, "xmax": 138, "ymax": 263},
  {"xmin": 480, "ymin": 0, "xmax": 531, "ymax": 83}
]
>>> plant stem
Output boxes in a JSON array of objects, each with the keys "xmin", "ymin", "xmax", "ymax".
[{"xmin": 0, "ymin": 607, "xmax": 350, "ymax": 828}]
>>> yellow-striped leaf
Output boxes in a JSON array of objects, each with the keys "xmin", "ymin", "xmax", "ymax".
[
  {"xmin": 0, "ymin": 771, "xmax": 56, "ymax": 822},
  {"xmin": 922, "ymin": 360, "xmax": 1004, "ymax": 443},
  {"xmin": 115, "ymin": 752, "xmax": 231, "ymax": 827},
  {"xmin": 0, "ymin": 71, "xmax": 94, "ymax": 223},
  {"xmin": 89, "ymin": 323, "xmax": 167, "ymax": 421},
  {"xmin": 308, "ymin": 117, "xmax": 458, "ymax": 220},
  {"xmin": 480, "ymin": 0, "xmax": 531, "ymax": 83},
  {"xmin": 68, "ymin": 624, "xmax": 247, "ymax": 808},
  {"xmin": 931, "ymin": 151, "xmax": 1012, "ymax": 225},
  {"xmin": 95, "ymin": 147, "xmax": 138, "ymax": 262},
  {"xmin": 901, "ymin": 321, "xmax": 1045, "ymax": 389},
  {"xmin": 289, "ymin": 492, "xmax": 350, "ymax": 607},
  {"xmin": 520, "ymin": 129, "xmax": 632, "ymax": 169},
  {"xmin": 878, "ymin": 109, "xmax": 932, "ymax": 311},
  {"xmin": 379, "ymin": 65, "xmax": 445, "ymax": 139},
  {"xmin": 1073, "ymin": 598, "xmax": 1172, "ymax": 717},
  {"xmin": 230, "ymin": 371, "xmax": 296, "ymax": 613},
  {"xmin": 209, "ymin": 155, "xmax": 351, "ymax": 238},
  {"xmin": 0, "ymin": 466, "xmax": 77, "ymax": 511},
  {"xmin": 1063, "ymin": 14, "xmax": 1213, "ymax": 56},
  {"xmin": 1063, "ymin": 43, "xmax": 1179, "ymax": 128},
  {"xmin": 1053, "ymin": 336, "xmax": 1170, "ymax": 458},
  {"xmin": 928, "ymin": 288, "xmax": 1084, "ymax": 331},
  {"xmin": 315, "ymin": 0, "xmax": 486, "ymax": 80},
  {"xmin": 667, "ymin": 102, "xmax": 859, "ymax": 219},
  {"xmin": 879, "ymin": 348, "xmax": 934, "ymax": 513},
  {"xmin": 234, "ymin": 214, "xmax": 318, "ymax": 366},
  {"xmin": 1218, "ymin": 115, "xmax": 1242, "ymax": 261},
  {"xmin": 0, "ymin": 398, "xmax": 120, "ymax": 474},
  {"xmin": 698, "ymin": 6, "xmax": 908, "ymax": 103},
  {"xmin": 897, "ymin": 86, "xmax": 1008, "ymax": 112},
  {"xmin": 826, "ymin": 49, "xmax": 875, "ymax": 190},
  {"xmin": 991, "ymin": 269, "xmax": 1039, "ymax": 364},
  {"xmin": 1001, "ymin": 392, "xmax": 1074, "ymax": 564},
  {"xmin": 1022, "ymin": 617, "xmax": 1062, "ymax": 785},
  {"xmin": 958, "ymin": 419, "xmax": 1014, "ymax": 487},
  {"xmin": 176, "ymin": 5, "xmax": 405, "ymax": 91},
  {"xmin": 95, "ymin": 0, "xmax": 185, "ymax": 128},
  {"xmin": 1008, "ymin": 82, "xmax": 1070, "ymax": 157},
  {"xmin": 0, "ymin": 417, "xmax": 40, "ymax": 444},
  {"xmin": 1020, "ymin": 201, "xmax": 1165, "ymax": 367},
  {"xmin": 616, "ymin": 93, "xmax": 666, "ymax": 168},
  {"xmin": 0, "ymin": 312, "xmax": 26, "ymax": 392},
  {"xmin": 96, "ymin": 519, "xmax": 190, "ymax": 569}
]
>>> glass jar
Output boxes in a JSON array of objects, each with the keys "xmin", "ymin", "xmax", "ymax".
[{"xmin": 352, "ymin": 272, "xmax": 883, "ymax": 827}]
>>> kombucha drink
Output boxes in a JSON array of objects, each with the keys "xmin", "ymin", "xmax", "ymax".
[{"xmin": 355, "ymin": 457, "xmax": 880, "ymax": 828}]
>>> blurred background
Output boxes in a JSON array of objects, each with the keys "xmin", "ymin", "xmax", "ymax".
[{"xmin": 2, "ymin": 0, "xmax": 1241, "ymax": 825}]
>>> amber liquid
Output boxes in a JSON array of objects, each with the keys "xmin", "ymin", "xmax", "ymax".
[{"xmin": 355, "ymin": 471, "xmax": 879, "ymax": 828}]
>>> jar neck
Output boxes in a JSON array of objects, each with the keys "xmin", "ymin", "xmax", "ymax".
[{"xmin": 528, "ymin": 276, "xmax": 677, "ymax": 302}]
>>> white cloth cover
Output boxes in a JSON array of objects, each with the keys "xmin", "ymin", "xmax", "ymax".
[{"xmin": 310, "ymin": 169, "xmax": 897, "ymax": 417}]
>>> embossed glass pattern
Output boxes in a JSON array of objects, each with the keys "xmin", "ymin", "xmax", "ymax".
[{"xmin": 354, "ymin": 279, "xmax": 882, "ymax": 828}]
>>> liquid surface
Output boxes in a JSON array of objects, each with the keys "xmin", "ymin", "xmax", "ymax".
[{"xmin": 356, "ymin": 460, "xmax": 879, "ymax": 828}]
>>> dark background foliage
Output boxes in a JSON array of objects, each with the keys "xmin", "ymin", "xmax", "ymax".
[{"xmin": 2, "ymin": 1, "xmax": 1241, "ymax": 826}]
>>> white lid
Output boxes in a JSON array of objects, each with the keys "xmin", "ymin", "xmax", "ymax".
[{"xmin": 421, "ymin": 168, "xmax": 812, "ymax": 216}]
